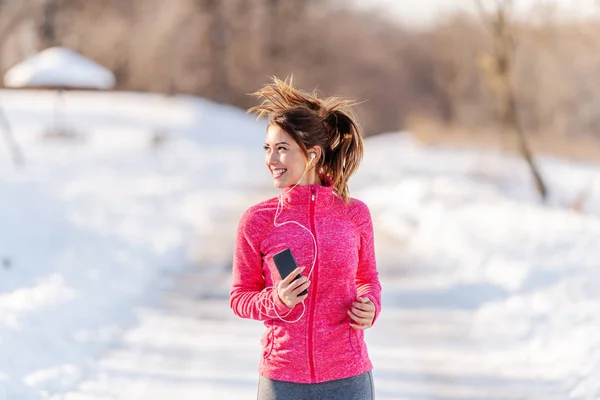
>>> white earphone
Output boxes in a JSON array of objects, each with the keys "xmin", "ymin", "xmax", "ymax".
[{"xmin": 309, "ymin": 153, "xmax": 316, "ymax": 161}]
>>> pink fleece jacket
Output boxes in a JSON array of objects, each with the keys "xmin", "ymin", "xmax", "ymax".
[{"xmin": 230, "ymin": 178, "xmax": 382, "ymax": 384}]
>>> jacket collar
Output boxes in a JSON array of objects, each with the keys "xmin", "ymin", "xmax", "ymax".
[{"xmin": 280, "ymin": 174, "xmax": 335, "ymax": 206}]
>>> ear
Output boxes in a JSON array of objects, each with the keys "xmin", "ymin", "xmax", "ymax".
[{"xmin": 308, "ymin": 146, "xmax": 322, "ymax": 164}]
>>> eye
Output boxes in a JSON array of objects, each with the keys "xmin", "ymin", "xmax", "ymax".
[
  {"xmin": 263, "ymin": 145, "xmax": 270, "ymax": 151},
  {"xmin": 277, "ymin": 146, "xmax": 287, "ymax": 151}
]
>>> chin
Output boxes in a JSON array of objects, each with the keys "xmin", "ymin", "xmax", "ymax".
[{"xmin": 273, "ymin": 180, "xmax": 288, "ymax": 189}]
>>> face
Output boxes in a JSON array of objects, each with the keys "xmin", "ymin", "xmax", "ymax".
[{"xmin": 264, "ymin": 125, "xmax": 314, "ymax": 188}]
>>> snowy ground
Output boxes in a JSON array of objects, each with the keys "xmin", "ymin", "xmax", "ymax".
[{"xmin": 0, "ymin": 90, "xmax": 599, "ymax": 400}]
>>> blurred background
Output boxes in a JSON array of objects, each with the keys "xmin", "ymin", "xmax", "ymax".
[
  {"xmin": 1, "ymin": 0, "xmax": 599, "ymax": 399},
  {"xmin": 2, "ymin": 0, "xmax": 600, "ymax": 154}
]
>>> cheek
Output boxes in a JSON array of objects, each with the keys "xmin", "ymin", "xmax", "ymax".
[
  {"xmin": 277, "ymin": 153, "xmax": 292, "ymax": 168},
  {"xmin": 288, "ymin": 155, "xmax": 305, "ymax": 172},
  {"xmin": 279, "ymin": 154, "xmax": 288, "ymax": 166}
]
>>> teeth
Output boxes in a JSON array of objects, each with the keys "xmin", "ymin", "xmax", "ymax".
[{"xmin": 272, "ymin": 169, "xmax": 286, "ymax": 177}]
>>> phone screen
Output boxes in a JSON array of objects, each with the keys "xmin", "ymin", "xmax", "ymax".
[{"xmin": 273, "ymin": 248, "xmax": 308, "ymax": 296}]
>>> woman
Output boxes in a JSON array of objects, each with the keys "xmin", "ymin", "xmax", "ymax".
[{"xmin": 230, "ymin": 77, "xmax": 382, "ymax": 399}]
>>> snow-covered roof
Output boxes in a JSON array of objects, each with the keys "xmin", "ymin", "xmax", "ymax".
[{"xmin": 3, "ymin": 47, "xmax": 116, "ymax": 90}]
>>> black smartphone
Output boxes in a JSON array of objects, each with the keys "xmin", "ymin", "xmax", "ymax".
[{"xmin": 273, "ymin": 248, "xmax": 308, "ymax": 297}]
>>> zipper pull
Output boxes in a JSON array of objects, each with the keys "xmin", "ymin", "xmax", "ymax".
[{"xmin": 311, "ymin": 187, "xmax": 315, "ymax": 201}]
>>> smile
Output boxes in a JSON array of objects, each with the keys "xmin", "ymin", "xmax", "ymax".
[{"xmin": 272, "ymin": 168, "xmax": 287, "ymax": 178}]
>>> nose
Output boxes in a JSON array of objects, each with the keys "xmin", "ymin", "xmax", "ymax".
[{"xmin": 266, "ymin": 150, "xmax": 279, "ymax": 166}]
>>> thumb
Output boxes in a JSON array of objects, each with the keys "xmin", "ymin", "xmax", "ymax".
[{"xmin": 358, "ymin": 297, "xmax": 370, "ymax": 303}]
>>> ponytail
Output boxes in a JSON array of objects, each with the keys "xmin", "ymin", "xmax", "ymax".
[
  {"xmin": 321, "ymin": 108, "xmax": 363, "ymax": 203},
  {"xmin": 249, "ymin": 77, "xmax": 364, "ymax": 203}
]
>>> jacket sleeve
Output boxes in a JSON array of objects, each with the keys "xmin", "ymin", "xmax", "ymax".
[
  {"xmin": 229, "ymin": 209, "xmax": 295, "ymax": 321},
  {"xmin": 354, "ymin": 201, "xmax": 382, "ymax": 324}
]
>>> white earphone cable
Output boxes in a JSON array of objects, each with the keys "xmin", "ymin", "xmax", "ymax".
[{"xmin": 259, "ymin": 156, "xmax": 318, "ymax": 323}]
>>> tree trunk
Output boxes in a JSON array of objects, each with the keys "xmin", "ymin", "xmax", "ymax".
[
  {"xmin": 476, "ymin": 0, "xmax": 548, "ymax": 201},
  {"xmin": 38, "ymin": 0, "xmax": 58, "ymax": 50},
  {"xmin": 0, "ymin": 104, "xmax": 24, "ymax": 166},
  {"xmin": 506, "ymin": 89, "xmax": 548, "ymax": 199},
  {"xmin": 202, "ymin": 0, "xmax": 229, "ymax": 103}
]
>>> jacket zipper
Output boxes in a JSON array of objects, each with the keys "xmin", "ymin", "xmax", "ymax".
[{"xmin": 307, "ymin": 186, "xmax": 317, "ymax": 382}]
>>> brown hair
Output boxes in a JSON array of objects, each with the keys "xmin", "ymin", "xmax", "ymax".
[{"xmin": 248, "ymin": 77, "xmax": 364, "ymax": 203}]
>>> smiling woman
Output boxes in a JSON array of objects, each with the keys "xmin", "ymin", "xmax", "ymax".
[{"xmin": 230, "ymin": 77, "xmax": 382, "ymax": 399}]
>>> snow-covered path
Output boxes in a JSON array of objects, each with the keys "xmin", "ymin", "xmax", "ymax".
[
  {"xmin": 58, "ymin": 204, "xmax": 583, "ymax": 400},
  {"xmin": 54, "ymin": 272, "xmax": 264, "ymax": 399},
  {"xmin": 56, "ymin": 222, "xmax": 566, "ymax": 400}
]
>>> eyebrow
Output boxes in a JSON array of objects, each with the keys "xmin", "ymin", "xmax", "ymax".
[{"xmin": 264, "ymin": 141, "xmax": 290, "ymax": 146}]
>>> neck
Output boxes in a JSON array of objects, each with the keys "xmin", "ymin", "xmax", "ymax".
[{"xmin": 299, "ymin": 170, "xmax": 322, "ymax": 186}]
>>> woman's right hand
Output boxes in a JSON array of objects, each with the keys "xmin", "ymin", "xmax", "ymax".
[{"xmin": 277, "ymin": 267, "xmax": 310, "ymax": 308}]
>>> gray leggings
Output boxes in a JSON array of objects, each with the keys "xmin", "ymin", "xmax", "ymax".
[{"xmin": 257, "ymin": 371, "xmax": 374, "ymax": 400}]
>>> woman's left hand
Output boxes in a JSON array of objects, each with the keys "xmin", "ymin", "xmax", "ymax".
[{"xmin": 348, "ymin": 297, "xmax": 375, "ymax": 330}]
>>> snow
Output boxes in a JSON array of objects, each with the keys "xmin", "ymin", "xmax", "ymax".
[
  {"xmin": 3, "ymin": 47, "xmax": 115, "ymax": 90},
  {"xmin": 0, "ymin": 89, "xmax": 599, "ymax": 399}
]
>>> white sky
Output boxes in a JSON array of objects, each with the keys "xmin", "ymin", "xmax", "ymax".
[{"xmin": 352, "ymin": 0, "xmax": 600, "ymax": 27}]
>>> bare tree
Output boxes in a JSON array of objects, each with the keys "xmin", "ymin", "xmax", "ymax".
[
  {"xmin": 475, "ymin": 0, "xmax": 548, "ymax": 200},
  {"xmin": 0, "ymin": 103, "xmax": 24, "ymax": 166},
  {"xmin": 198, "ymin": 0, "xmax": 229, "ymax": 103},
  {"xmin": 38, "ymin": 0, "xmax": 58, "ymax": 50}
]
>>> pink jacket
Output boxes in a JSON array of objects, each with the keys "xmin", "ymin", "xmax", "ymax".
[{"xmin": 230, "ymin": 179, "xmax": 382, "ymax": 384}]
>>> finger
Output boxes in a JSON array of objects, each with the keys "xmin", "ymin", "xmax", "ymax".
[
  {"xmin": 287, "ymin": 276, "xmax": 308, "ymax": 290},
  {"xmin": 351, "ymin": 307, "xmax": 374, "ymax": 318},
  {"xmin": 295, "ymin": 292, "xmax": 309, "ymax": 302},
  {"xmin": 291, "ymin": 280, "xmax": 310, "ymax": 296},
  {"xmin": 347, "ymin": 310, "xmax": 372, "ymax": 325},
  {"xmin": 286, "ymin": 290, "xmax": 308, "ymax": 306},
  {"xmin": 350, "ymin": 323, "xmax": 370, "ymax": 331},
  {"xmin": 282, "ymin": 267, "xmax": 305, "ymax": 285},
  {"xmin": 282, "ymin": 270, "xmax": 305, "ymax": 286},
  {"xmin": 352, "ymin": 302, "xmax": 375, "ymax": 313},
  {"xmin": 356, "ymin": 297, "xmax": 374, "ymax": 306}
]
